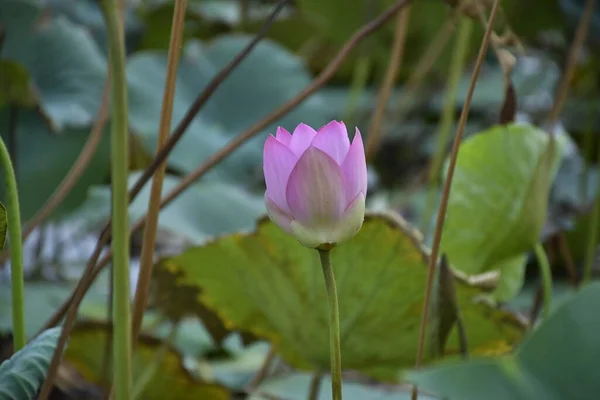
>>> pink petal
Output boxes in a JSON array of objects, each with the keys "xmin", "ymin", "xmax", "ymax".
[
  {"xmin": 341, "ymin": 128, "xmax": 367, "ymax": 204},
  {"xmin": 288, "ymin": 123, "xmax": 318, "ymax": 157},
  {"xmin": 289, "ymin": 192, "xmax": 365, "ymax": 248},
  {"xmin": 286, "ymin": 147, "xmax": 345, "ymax": 226},
  {"xmin": 263, "ymin": 135, "xmax": 298, "ymax": 213},
  {"xmin": 275, "ymin": 127, "xmax": 292, "ymax": 145},
  {"xmin": 311, "ymin": 120, "xmax": 350, "ymax": 165},
  {"xmin": 265, "ymin": 193, "xmax": 293, "ymax": 234}
]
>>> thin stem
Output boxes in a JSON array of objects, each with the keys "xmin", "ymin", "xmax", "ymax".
[
  {"xmin": 366, "ymin": 5, "xmax": 411, "ymax": 160},
  {"xmin": 343, "ymin": 56, "xmax": 371, "ymax": 125},
  {"xmin": 557, "ymin": 232, "xmax": 578, "ymax": 286},
  {"xmin": 307, "ymin": 372, "xmax": 323, "ymax": 400},
  {"xmin": 534, "ymin": 243, "xmax": 552, "ymax": 321},
  {"xmin": 7, "ymin": 106, "xmax": 18, "ymax": 177},
  {"xmin": 131, "ymin": 0, "xmax": 187, "ymax": 343},
  {"xmin": 390, "ymin": 1, "xmax": 468, "ymax": 131},
  {"xmin": 547, "ymin": 0, "xmax": 596, "ymax": 127},
  {"xmin": 580, "ymin": 102, "xmax": 596, "ymax": 203},
  {"xmin": 0, "ymin": 136, "xmax": 25, "ymax": 350},
  {"xmin": 584, "ymin": 171, "xmax": 600, "ymax": 283},
  {"xmin": 132, "ymin": 322, "xmax": 179, "ymax": 400},
  {"xmin": 318, "ymin": 249, "xmax": 342, "ymax": 400},
  {"xmin": 412, "ymin": 1, "xmax": 500, "ymax": 399},
  {"xmin": 246, "ymin": 347, "xmax": 276, "ymax": 389},
  {"xmin": 421, "ymin": 16, "xmax": 473, "ymax": 237},
  {"xmin": 102, "ymin": 0, "xmax": 132, "ymax": 398}
]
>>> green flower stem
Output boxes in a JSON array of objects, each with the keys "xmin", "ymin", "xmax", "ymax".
[
  {"xmin": 101, "ymin": 0, "xmax": 132, "ymax": 399},
  {"xmin": 421, "ymin": 17, "xmax": 473, "ymax": 237},
  {"xmin": 318, "ymin": 249, "xmax": 342, "ymax": 400},
  {"xmin": 534, "ymin": 243, "xmax": 552, "ymax": 321},
  {"xmin": 0, "ymin": 137, "xmax": 25, "ymax": 350}
]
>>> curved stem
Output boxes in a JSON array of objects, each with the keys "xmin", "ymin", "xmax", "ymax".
[
  {"xmin": 0, "ymin": 135, "xmax": 25, "ymax": 350},
  {"xmin": 132, "ymin": 0, "xmax": 187, "ymax": 343},
  {"xmin": 318, "ymin": 249, "xmax": 342, "ymax": 400},
  {"xmin": 101, "ymin": 0, "xmax": 132, "ymax": 398},
  {"xmin": 534, "ymin": 243, "xmax": 552, "ymax": 321},
  {"xmin": 308, "ymin": 372, "xmax": 323, "ymax": 400},
  {"xmin": 412, "ymin": 2, "xmax": 500, "ymax": 398}
]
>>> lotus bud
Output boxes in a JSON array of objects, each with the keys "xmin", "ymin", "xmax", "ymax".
[{"xmin": 262, "ymin": 121, "xmax": 367, "ymax": 248}]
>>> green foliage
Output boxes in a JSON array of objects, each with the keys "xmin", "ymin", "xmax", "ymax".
[
  {"xmin": 64, "ymin": 322, "xmax": 231, "ymax": 400},
  {"xmin": 297, "ymin": 0, "xmax": 369, "ymax": 45},
  {"xmin": 502, "ymin": 0, "xmax": 566, "ymax": 40},
  {"xmin": 248, "ymin": 373, "xmax": 438, "ymax": 400},
  {"xmin": 0, "ymin": 111, "xmax": 110, "ymax": 220},
  {"xmin": 154, "ymin": 213, "xmax": 525, "ymax": 381},
  {"xmin": 0, "ymin": 0, "xmax": 106, "ymax": 131},
  {"xmin": 69, "ymin": 171, "xmax": 265, "ymax": 244},
  {"xmin": 0, "ymin": 327, "xmax": 61, "ymax": 400},
  {"xmin": 406, "ymin": 282, "xmax": 600, "ymax": 400},
  {"xmin": 0, "ymin": 273, "xmax": 110, "ymax": 337},
  {"xmin": 490, "ymin": 254, "xmax": 529, "ymax": 302},
  {"xmin": 0, "ymin": 61, "xmax": 36, "ymax": 109},
  {"xmin": 441, "ymin": 124, "xmax": 566, "ymax": 281},
  {"xmin": 127, "ymin": 36, "xmax": 334, "ymax": 183},
  {"xmin": 0, "ymin": 0, "xmax": 110, "ymax": 220}
]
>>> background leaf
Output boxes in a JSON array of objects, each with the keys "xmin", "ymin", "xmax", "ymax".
[
  {"xmin": 490, "ymin": 255, "xmax": 528, "ymax": 303},
  {"xmin": 249, "ymin": 373, "xmax": 440, "ymax": 400},
  {"xmin": 69, "ymin": 171, "xmax": 265, "ymax": 244},
  {"xmin": 406, "ymin": 282, "xmax": 600, "ymax": 400},
  {"xmin": 155, "ymin": 212, "xmax": 525, "ymax": 380},
  {"xmin": 127, "ymin": 36, "xmax": 333, "ymax": 184},
  {"xmin": 441, "ymin": 123, "xmax": 566, "ymax": 276},
  {"xmin": 0, "ymin": 110, "xmax": 110, "ymax": 221},
  {"xmin": 64, "ymin": 322, "xmax": 230, "ymax": 400},
  {"xmin": 0, "ymin": 327, "xmax": 61, "ymax": 400},
  {"xmin": 0, "ymin": 0, "xmax": 106, "ymax": 131}
]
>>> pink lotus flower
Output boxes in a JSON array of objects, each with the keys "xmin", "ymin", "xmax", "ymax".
[{"xmin": 263, "ymin": 121, "xmax": 367, "ymax": 248}]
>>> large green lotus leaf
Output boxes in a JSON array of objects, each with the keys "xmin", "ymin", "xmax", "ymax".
[
  {"xmin": 68, "ymin": 171, "xmax": 265, "ymax": 244},
  {"xmin": 64, "ymin": 322, "xmax": 230, "ymax": 400},
  {"xmin": 156, "ymin": 213, "xmax": 525, "ymax": 380},
  {"xmin": 0, "ymin": 0, "xmax": 106, "ymax": 131},
  {"xmin": 248, "ymin": 373, "xmax": 438, "ymax": 400},
  {"xmin": 441, "ymin": 123, "xmax": 565, "ymax": 276},
  {"xmin": 0, "ymin": 327, "xmax": 61, "ymax": 400},
  {"xmin": 406, "ymin": 282, "xmax": 600, "ymax": 400},
  {"xmin": 126, "ymin": 36, "xmax": 332, "ymax": 183},
  {"xmin": 0, "ymin": 110, "xmax": 110, "ymax": 220}
]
